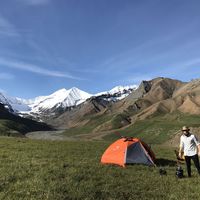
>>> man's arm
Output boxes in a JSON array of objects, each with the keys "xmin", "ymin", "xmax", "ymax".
[
  {"xmin": 197, "ymin": 144, "xmax": 200, "ymax": 156},
  {"xmin": 179, "ymin": 137, "xmax": 184, "ymax": 158},
  {"xmin": 179, "ymin": 146, "xmax": 183, "ymax": 158},
  {"xmin": 193, "ymin": 135, "xmax": 200, "ymax": 155}
]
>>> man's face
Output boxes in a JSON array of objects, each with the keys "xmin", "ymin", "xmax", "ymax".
[{"xmin": 183, "ymin": 130, "xmax": 189, "ymax": 135}]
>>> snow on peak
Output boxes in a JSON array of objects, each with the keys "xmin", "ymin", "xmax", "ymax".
[
  {"xmin": 0, "ymin": 85, "xmax": 138, "ymax": 115},
  {"xmin": 0, "ymin": 92, "xmax": 30, "ymax": 112},
  {"xmin": 0, "ymin": 92, "xmax": 9, "ymax": 105},
  {"xmin": 29, "ymin": 87, "xmax": 92, "ymax": 112},
  {"xmin": 95, "ymin": 85, "xmax": 138, "ymax": 96},
  {"xmin": 69, "ymin": 87, "xmax": 92, "ymax": 99},
  {"xmin": 109, "ymin": 85, "xmax": 138, "ymax": 94}
]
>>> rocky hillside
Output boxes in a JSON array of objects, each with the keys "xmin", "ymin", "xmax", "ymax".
[
  {"xmin": 48, "ymin": 96, "xmax": 112, "ymax": 129},
  {"xmin": 132, "ymin": 78, "xmax": 200, "ymax": 120},
  {"xmin": 126, "ymin": 77, "xmax": 185, "ymax": 120}
]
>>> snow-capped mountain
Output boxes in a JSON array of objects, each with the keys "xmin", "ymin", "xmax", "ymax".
[
  {"xmin": 95, "ymin": 85, "xmax": 138, "ymax": 101},
  {"xmin": 26, "ymin": 87, "xmax": 92, "ymax": 113},
  {"xmin": 0, "ymin": 92, "xmax": 10, "ymax": 106},
  {"xmin": 0, "ymin": 85, "xmax": 138, "ymax": 117},
  {"xmin": 0, "ymin": 92, "xmax": 29, "ymax": 112}
]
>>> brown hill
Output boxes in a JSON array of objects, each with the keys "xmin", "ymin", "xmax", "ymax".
[
  {"xmin": 135, "ymin": 99, "xmax": 178, "ymax": 120},
  {"xmin": 49, "ymin": 97, "xmax": 111, "ymax": 129},
  {"xmin": 143, "ymin": 77, "xmax": 184, "ymax": 103},
  {"xmin": 173, "ymin": 79, "xmax": 200, "ymax": 98},
  {"xmin": 132, "ymin": 78, "xmax": 200, "ymax": 120},
  {"xmin": 122, "ymin": 77, "xmax": 185, "ymax": 120},
  {"xmin": 178, "ymin": 95, "xmax": 200, "ymax": 114}
]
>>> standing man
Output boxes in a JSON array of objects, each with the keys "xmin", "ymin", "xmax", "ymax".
[{"xmin": 179, "ymin": 126, "xmax": 200, "ymax": 177}]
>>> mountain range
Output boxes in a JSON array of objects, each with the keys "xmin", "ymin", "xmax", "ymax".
[
  {"xmin": 47, "ymin": 77, "xmax": 200, "ymax": 137},
  {"xmin": 0, "ymin": 85, "xmax": 137, "ymax": 117},
  {"xmin": 1, "ymin": 77, "xmax": 200, "ymax": 138}
]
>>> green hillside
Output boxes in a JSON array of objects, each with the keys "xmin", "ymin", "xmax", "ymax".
[
  {"xmin": 62, "ymin": 112, "xmax": 200, "ymax": 143},
  {"xmin": 0, "ymin": 137, "xmax": 199, "ymax": 199},
  {"xmin": 104, "ymin": 112, "xmax": 200, "ymax": 143},
  {"xmin": 0, "ymin": 104, "xmax": 53, "ymax": 136}
]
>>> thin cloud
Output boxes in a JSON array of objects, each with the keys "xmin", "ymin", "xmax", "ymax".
[
  {"xmin": 18, "ymin": 0, "xmax": 50, "ymax": 6},
  {"xmin": 26, "ymin": 40, "xmax": 95, "ymax": 75},
  {"xmin": 180, "ymin": 58, "xmax": 200, "ymax": 68},
  {"xmin": 156, "ymin": 57, "xmax": 200, "ymax": 76},
  {"xmin": 0, "ymin": 16, "xmax": 19, "ymax": 37},
  {"xmin": 98, "ymin": 33, "xmax": 179, "ymax": 71},
  {"xmin": 139, "ymin": 57, "xmax": 200, "ymax": 83},
  {"xmin": 0, "ymin": 73, "xmax": 15, "ymax": 80},
  {"xmin": 99, "ymin": 24, "xmax": 200, "ymax": 73},
  {"xmin": 70, "ymin": 68, "xmax": 102, "ymax": 73},
  {"xmin": 0, "ymin": 58, "xmax": 83, "ymax": 80}
]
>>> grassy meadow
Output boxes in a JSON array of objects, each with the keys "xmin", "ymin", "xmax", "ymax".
[{"xmin": 0, "ymin": 137, "xmax": 200, "ymax": 199}]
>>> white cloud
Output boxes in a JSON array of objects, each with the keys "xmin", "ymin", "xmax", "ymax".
[
  {"xmin": 0, "ymin": 16, "xmax": 19, "ymax": 37},
  {"xmin": 0, "ymin": 58, "xmax": 83, "ymax": 80},
  {"xmin": 18, "ymin": 0, "xmax": 50, "ymax": 6},
  {"xmin": 0, "ymin": 73, "xmax": 15, "ymax": 80}
]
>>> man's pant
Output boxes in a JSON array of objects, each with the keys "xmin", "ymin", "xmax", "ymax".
[{"xmin": 185, "ymin": 154, "xmax": 200, "ymax": 177}]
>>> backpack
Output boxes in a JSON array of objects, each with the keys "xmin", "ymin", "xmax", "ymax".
[{"xmin": 176, "ymin": 166, "xmax": 184, "ymax": 178}]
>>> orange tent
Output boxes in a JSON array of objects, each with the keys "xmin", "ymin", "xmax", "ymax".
[{"xmin": 101, "ymin": 137, "xmax": 155, "ymax": 167}]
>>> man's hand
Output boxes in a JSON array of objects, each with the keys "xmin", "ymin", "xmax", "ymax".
[{"xmin": 179, "ymin": 152, "xmax": 183, "ymax": 159}]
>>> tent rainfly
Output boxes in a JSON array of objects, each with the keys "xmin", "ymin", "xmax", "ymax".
[{"xmin": 101, "ymin": 137, "xmax": 156, "ymax": 167}]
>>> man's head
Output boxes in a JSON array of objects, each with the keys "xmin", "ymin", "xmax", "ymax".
[{"xmin": 182, "ymin": 126, "xmax": 190, "ymax": 135}]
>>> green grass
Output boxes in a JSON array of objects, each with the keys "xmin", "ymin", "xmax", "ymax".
[
  {"xmin": 62, "ymin": 112, "xmax": 200, "ymax": 144},
  {"xmin": 0, "ymin": 103, "xmax": 52, "ymax": 136},
  {"xmin": 0, "ymin": 117, "xmax": 52, "ymax": 137},
  {"xmin": 103, "ymin": 112, "xmax": 200, "ymax": 143},
  {"xmin": 62, "ymin": 115, "xmax": 113, "ymax": 137},
  {"xmin": 0, "ymin": 137, "xmax": 200, "ymax": 199},
  {"xmin": 111, "ymin": 113, "xmax": 131, "ymax": 129},
  {"xmin": 0, "ymin": 120, "xmax": 24, "ymax": 137}
]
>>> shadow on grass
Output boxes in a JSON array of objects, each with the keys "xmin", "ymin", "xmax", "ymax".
[{"xmin": 155, "ymin": 158, "xmax": 178, "ymax": 166}]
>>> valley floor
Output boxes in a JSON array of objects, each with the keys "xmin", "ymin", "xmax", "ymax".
[
  {"xmin": 26, "ymin": 130, "xmax": 73, "ymax": 141},
  {"xmin": 0, "ymin": 137, "xmax": 200, "ymax": 199},
  {"xmin": 25, "ymin": 129, "xmax": 116, "ymax": 141}
]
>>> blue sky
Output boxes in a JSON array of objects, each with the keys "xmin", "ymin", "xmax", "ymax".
[{"xmin": 0, "ymin": 0, "xmax": 200, "ymax": 98}]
